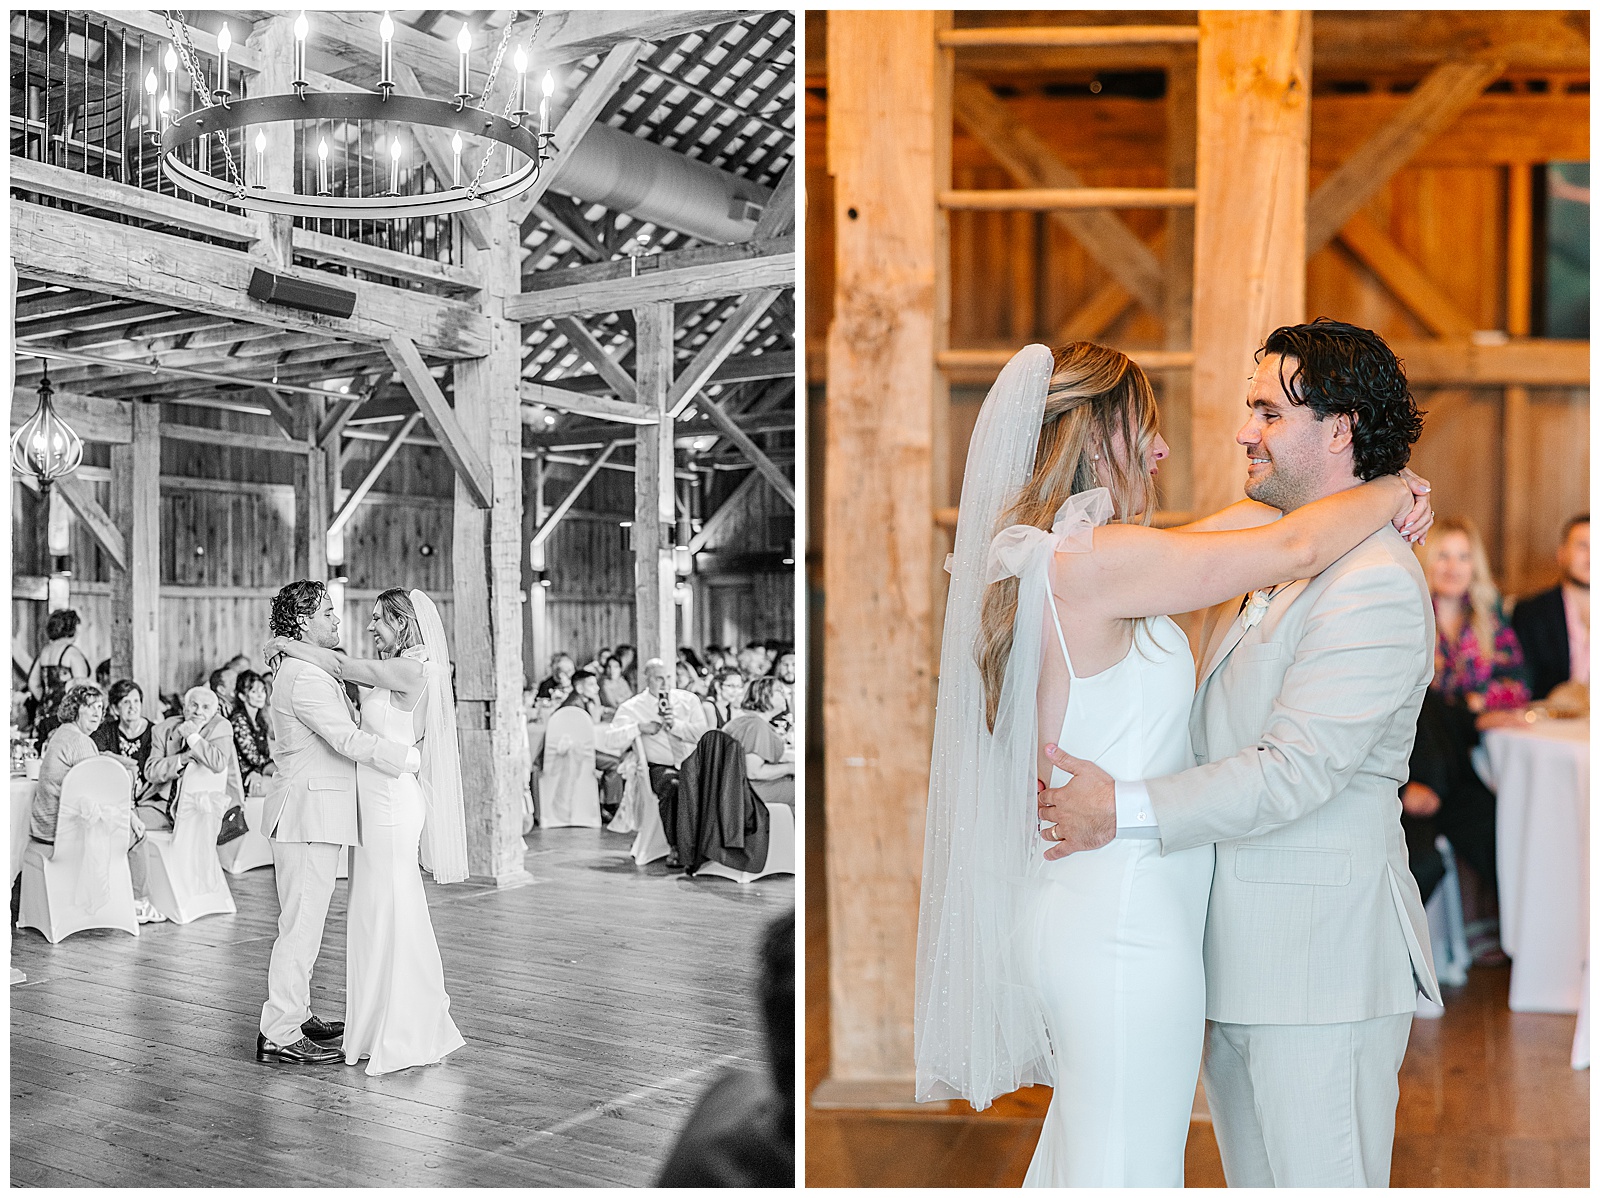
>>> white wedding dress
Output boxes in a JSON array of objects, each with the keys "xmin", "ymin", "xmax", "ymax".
[
  {"xmin": 1022, "ymin": 603, "xmax": 1214, "ymax": 1187},
  {"xmin": 343, "ymin": 683, "xmax": 465, "ymax": 1075}
]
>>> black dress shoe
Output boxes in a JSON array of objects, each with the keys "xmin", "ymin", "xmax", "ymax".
[
  {"xmin": 257, "ymin": 1033, "xmax": 343, "ymax": 1064},
  {"xmin": 301, "ymin": 1015, "xmax": 344, "ymax": 1042}
]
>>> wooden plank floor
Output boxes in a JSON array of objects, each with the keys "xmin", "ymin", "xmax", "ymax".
[
  {"xmin": 12, "ymin": 826, "xmax": 793, "ymax": 1188},
  {"xmin": 805, "ymin": 795, "xmax": 1589, "ymax": 1187}
]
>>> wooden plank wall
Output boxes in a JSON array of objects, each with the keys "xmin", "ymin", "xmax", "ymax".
[{"xmin": 806, "ymin": 62, "xmax": 1589, "ymax": 597}]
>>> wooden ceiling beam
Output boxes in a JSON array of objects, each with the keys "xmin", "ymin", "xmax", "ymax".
[
  {"xmin": 952, "ymin": 73, "xmax": 1165, "ymax": 314},
  {"xmin": 522, "ymin": 382, "xmax": 657, "ymax": 426},
  {"xmin": 9, "ymin": 157, "xmax": 259, "ymax": 245},
  {"xmin": 12, "ymin": 203, "xmax": 491, "ymax": 358},
  {"xmin": 52, "ymin": 474, "xmax": 127, "ymax": 572},
  {"xmin": 1334, "ymin": 213, "xmax": 1477, "ymax": 339},
  {"xmin": 529, "ymin": 196, "xmax": 610, "ymax": 262},
  {"xmin": 750, "ymin": 162, "xmax": 798, "ymax": 241},
  {"xmin": 327, "ymin": 412, "xmax": 424, "ymax": 540},
  {"xmin": 667, "ymin": 288, "xmax": 783, "ymax": 418},
  {"xmin": 510, "ymin": 237, "xmax": 795, "ymax": 320},
  {"xmin": 694, "ymin": 394, "xmax": 795, "ymax": 508},
  {"xmin": 382, "ymin": 335, "xmax": 493, "ymax": 509},
  {"xmin": 1305, "ymin": 58, "xmax": 1504, "ymax": 255},
  {"xmin": 9, "ymin": 386, "xmax": 132, "ymax": 444},
  {"xmin": 552, "ymin": 317, "xmax": 639, "ymax": 402}
]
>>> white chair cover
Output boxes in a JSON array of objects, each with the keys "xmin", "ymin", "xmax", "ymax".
[
  {"xmin": 606, "ymin": 735, "xmax": 652, "ymax": 835},
  {"xmin": 541, "ymin": 707, "xmax": 602, "ymax": 829},
  {"xmin": 1425, "ymin": 835, "xmax": 1470, "ymax": 991},
  {"xmin": 144, "ymin": 761, "xmax": 237, "ymax": 924},
  {"xmin": 696, "ymin": 801, "xmax": 797, "ymax": 885},
  {"xmin": 17, "ymin": 757, "xmax": 138, "ymax": 942},
  {"xmin": 217, "ymin": 779, "xmax": 275, "ymax": 873}
]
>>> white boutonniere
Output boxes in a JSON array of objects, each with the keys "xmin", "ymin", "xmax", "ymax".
[{"xmin": 1240, "ymin": 587, "xmax": 1275, "ymax": 631}]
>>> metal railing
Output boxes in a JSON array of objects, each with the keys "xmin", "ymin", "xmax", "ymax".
[{"xmin": 9, "ymin": 10, "xmax": 463, "ymax": 276}]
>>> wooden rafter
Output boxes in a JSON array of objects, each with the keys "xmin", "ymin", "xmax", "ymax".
[
  {"xmin": 667, "ymin": 288, "xmax": 783, "ymax": 418},
  {"xmin": 522, "ymin": 382, "xmax": 658, "ymax": 426},
  {"xmin": 530, "ymin": 441, "xmax": 624, "ymax": 549},
  {"xmin": 687, "ymin": 468, "xmax": 763, "ymax": 553},
  {"xmin": 530, "ymin": 196, "xmax": 609, "ymax": 262},
  {"xmin": 327, "ymin": 412, "xmax": 423, "ymax": 540},
  {"xmin": 382, "ymin": 335, "xmax": 493, "ymax": 509},
  {"xmin": 52, "ymin": 474, "xmax": 127, "ymax": 572},
  {"xmin": 552, "ymin": 316, "xmax": 639, "ymax": 402},
  {"xmin": 1335, "ymin": 213, "xmax": 1477, "ymax": 339},
  {"xmin": 695, "ymin": 394, "xmax": 795, "ymax": 508},
  {"xmin": 750, "ymin": 161, "xmax": 798, "ymax": 240}
]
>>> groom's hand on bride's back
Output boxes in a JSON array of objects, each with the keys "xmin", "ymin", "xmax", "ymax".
[{"xmin": 1037, "ymin": 746, "xmax": 1116, "ymax": 860}]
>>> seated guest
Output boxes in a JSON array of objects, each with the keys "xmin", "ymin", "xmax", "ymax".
[
  {"xmin": 599, "ymin": 654, "xmax": 634, "ymax": 712},
  {"xmin": 231, "ymin": 670, "xmax": 276, "ymax": 796},
  {"xmin": 1403, "ymin": 518, "xmax": 1530, "ymax": 960},
  {"xmin": 95, "ymin": 658, "xmax": 112, "ymax": 689},
  {"xmin": 611, "ymin": 657, "xmax": 708, "ymax": 866},
  {"xmin": 735, "ymin": 646, "xmax": 766, "ymax": 687},
  {"xmin": 1512, "ymin": 513, "xmax": 1589, "ymax": 701},
  {"xmin": 29, "ymin": 682, "xmax": 166, "ymax": 925},
  {"xmin": 210, "ymin": 666, "xmax": 239, "ymax": 720},
  {"xmin": 679, "ymin": 648, "xmax": 711, "ymax": 697},
  {"xmin": 91, "ymin": 680, "xmax": 155, "ymax": 784},
  {"xmin": 143, "ymin": 686, "xmax": 244, "ymax": 831},
  {"xmin": 722, "ymin": 678, "xmax": 796, "ymax": 807},
  {"xmin": 613, "ymin": 642, "xmax": 638, "ymax": 690},
  {"xmin": 702, "ymin": 668, "xmax": 745, "ymax": 731},
  {"xmin": 658, "ymin": 909, "xmax": 795, "ymax": 1186},
  {"xmin": 561, "ymin": 671, "xmax": 622, "ymax": 820},
  {"xmin": 676, "ymin": 659, "xmax": 708, "ymax": 698},
  {"xmin": 769, "ymin": 647, "xmax": 797, "ymax": 714}
]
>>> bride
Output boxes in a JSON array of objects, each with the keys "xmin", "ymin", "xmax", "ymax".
[
  {"xmin": 915, "ymin": 342, "xmax": 1431, "ymax": 1185},
  {"xmin": 268, "ymin": 588, "xmax": 467, "ymax": 1075}
]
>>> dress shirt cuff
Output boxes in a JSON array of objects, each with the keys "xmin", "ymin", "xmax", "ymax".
[
  {"xmin": 1115, "ymin": 779, "xmax": 1160, "ymax": 839},
  {"xmin": 403, "ymin": 747, "xmax": 421, "ymax": 774}
]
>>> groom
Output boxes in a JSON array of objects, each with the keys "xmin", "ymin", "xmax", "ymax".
[
  {"xmin": 256, "ymin": 580, "xmax": 419, "ymax": 1064},
  {"xmin": 1039, "ymin": 319, "xmax": 1440, "ymax": 1186}
]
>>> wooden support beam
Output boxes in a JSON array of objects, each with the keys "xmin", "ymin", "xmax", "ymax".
[
  {"xmin": 382, "ymin": 335, "xmax": 493, "ymax": 509},
  {"xmin": 667, "ymin": 288, "xmax": 783, "ymax": 418},
  {"xmin": 508, "ymin": 40, "xmax": 648, "ymax": 228},
  {"xmin": 1305, "ymin": 59, "xmax": 1503, "ymax": 256},
  {"xmin": 530, "ymin": 441, "xmax": 623, "ymax": 550},
  {"xmin": 8, "ymin": 157, "xmax": 258, "ymax": 244},
  {"xmin": 10, "ymin": 387, "xmax": 131, "ymax": 444},
  {"xmin": 12, "ymin": 203, "xmax": 491, "ymax": 358},
  {"xmin": 633, "ymin": 302, "xmax": 678, "ymax": 666},
  {"xmin": 452, "ymin": 205, "xmax": 532, "ymax": 887},
  {"xmin": 327, "ymin": 413, "xmax": 422, "ymax": 541},
  {"xmin": 260, "ymin": 389, "xmax": 300, "ymax": 441},
  {"xmin": 52, "ymin": 475, "xmax": 126, "ymax": 573},
  {"xmin": 530, "ymin": 195, "xmax": 609, "ymax": 262},
  {"xmin": 1335, "ymin": 212, "xmax": 1477, "ymax": 339},
  {"xmin": 550, "ymin": 349, "xmax": 796, "ymax": 394},
  {"xmin": 158, "ymin": 423, "xmax": 313, "ymax": 456},
  {"xmin": 941, "ymin": 25, "xmax": 1200, "ymax": 48},
  {"xmin": 694, "ymin": 396, "xmax": 796, "ymax": 509},
  {"xmin": 1398, "ymin": 339, "xmax": 1588, "ymax": 387},
  {"xmin": 245, "ymin": 18, "xmax": 297, "ymax": 266},
  {"xmin": 751, "ymin": 161, "xmax": 798, "ymax": 241},
  {"xmin": 1162, "ymin": 55, "xmax": 1197, "ymax": 516},
  {"xmin": 530, "ymin": 10, "xmax": 748, "ymax": 69},
  {"xmin": 687, "ymin": 470, "xmax": 762, "ymax": 553},
  {"xmin": 1191, "ymin": 12, "xmax": 1310, "ymax": 519},
  {"xmin": 817, "ymin": 10, "xmax": 946, "ymax": 1102},
  {"xmin": 952, "ymin": 74, "xmax": 1165, "ymax": 314},
  {"xmin": 939, "ymin": 187, "xmax": 1196, "ymax": 210},
  {"xmin": 521, "ymin": 382, "xmax": 657, "ymax": 425},
  {"xmin": 1501, "ymin": 161, "xmax": 1535, "ymax": 595},
  {"xmin": 510, "ymin": 238, "xmax": 796, "ymax": 320},
  {"xmin": 293, "ymin": 229, "xmax": 481, "ymax": 293},
  {"xmin": 292, "ymin": 396, "xmax": 329, "ymax": 583},
  {"xmin": 552, "ymin": 316, "xmax": 639, "ymax": 401},
  {"xmin": 109, "ymin": 401, "xmax": 160, "ymax": 717},
  {"xmin": 388, "ymin": 59, "xmax": 493, "ymax": 253}
]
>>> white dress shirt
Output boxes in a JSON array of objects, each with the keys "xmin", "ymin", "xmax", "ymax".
[{"xmin": 610, "ymin": 688, "xmax": 708, "ymax": 767}]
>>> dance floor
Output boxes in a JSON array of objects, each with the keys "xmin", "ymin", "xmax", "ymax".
[
  {"xmin": 11, "ymin": 826, "xmax": 793, "ymax": 1187},
  {"xmin": 805, "ymin": 798, "xmax": 1590, "ymax": 1188}
]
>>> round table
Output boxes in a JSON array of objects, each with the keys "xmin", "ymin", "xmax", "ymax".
[
  {"xmin": 1482, "ymin": 718, "xmax": 1589, "ymax": 1065},
  {"xmin": 11, "ymin": 776, "xmax": 37, "ymax": 884}
]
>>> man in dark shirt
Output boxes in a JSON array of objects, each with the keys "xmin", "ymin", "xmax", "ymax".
[{"xmin": 1512, "ymin": 514, "xmax": 1589, "ymax": 700}]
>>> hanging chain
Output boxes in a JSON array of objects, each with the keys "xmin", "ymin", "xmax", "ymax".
[
  {"xmin": 466, "ymin": 11, "xmax": 544, "ymax": 198},
  {"xmin": 161, "ymin": 10, "xmax": 245, "ymax": 191}
]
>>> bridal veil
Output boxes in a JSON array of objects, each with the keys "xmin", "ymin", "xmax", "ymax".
[{"xmin": 409, "ymin": 589, "xmax": 470, "ymax": 884}]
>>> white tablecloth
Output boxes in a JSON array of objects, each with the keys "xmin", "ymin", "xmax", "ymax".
[
  {"xmin": 1483, "ymin": 720, "xmax": 1589, "ymax": 1022},
  {"xmin": 11, "ymin": 777, "xmax": 36, "ymax": 884}
]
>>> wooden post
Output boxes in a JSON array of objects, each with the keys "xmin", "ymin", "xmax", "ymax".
[
  {"xmin": 243, "ymin": 18, "xmax": 296, "ymax": 267},
  {"xmin": 525, "ymin": 451, "xmax": 548, "ymax": 683},
  {"xmin": 453, "ymin": 208, "xmax": 532, "ymax": 887},
  {"xmin": 632, "ymin": 301, "xmax": 675, "ymax": 666},
  {"xmin": 1191, "ymin": 11, "xmax": 1311, "ymax": 519},
  {"xmin": 109, "ymin": 399, "xmax": 159, "ymax": 716},
  {"xmin": 815, "ymin": 10, "xmax": 948, "ymax": 1107},
  {"xmin": 1162, "ymin": 56, "xmax": 1197, "ymax": 515},
  {"xmin": 1501, "ymin": 161, "xmax": 1534, "ymax": 593},
  {"xmin": 291, "ymin": 397, "xmax": 328, "ymax": 583}
]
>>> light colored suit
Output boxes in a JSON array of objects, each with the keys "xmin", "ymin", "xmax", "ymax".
[
  {"xmin": 259, "ymin": 655, "xmax": 417, "ymax": 1047},
  {"xmin": 1146, "ymin": 525, "xmax": 1441, "ymax": 1186}
]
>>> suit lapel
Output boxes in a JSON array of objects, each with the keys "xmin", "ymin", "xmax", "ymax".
[
  {"xmin": 1197, "ymin": 604, "xmax": 1250, "ymax": 692},
  {"xmin": 1196, "ymin": 578, "xmax": 1313, "ymax": 691}
]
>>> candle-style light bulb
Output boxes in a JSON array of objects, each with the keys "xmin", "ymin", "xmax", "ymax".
[
  {"xmin": 513, "ymin": 47, "xmax": 528, "ymax": 117},
  {"xmin": 539, "ymin": 70, "xmax": 554, "ymax": 134},
  {"xmin": 317, "ymin": 136, "xmax": 329, "ymax": 195},
  {"xmin": 144, "ymin": 69, "xmax": 158, "ymax": 132},
  {"xmin": 158, "ymin": 92, "xmax": 171, "ymax": 132},
  {"xmin": 451, "ymin": 131, "xmax": 462, "ymax": 187},
  {"xmin": 379, "ymin": 11, "xmax": 394, "ymax": 89},
  {"xmin": 215, "ymin": 23, "xmax": 231, "ymax": 97},
  {"xmin": 389, "ymin": 136, "xmax": 403, "ymax": 195},
  {"xmin": 254, "ymin": 129, "xmax": 265, "ymax": 186},
  {"xmin": 164, "ymin": 43, "xmax": 178, "ymax": 109},
  {"xmin": 293, "ymin": 11, "xmax": 309, "ymax": 86},
  {"xmin": 456, "ymin": 24, "xmax": 472, "ymax": 99}
]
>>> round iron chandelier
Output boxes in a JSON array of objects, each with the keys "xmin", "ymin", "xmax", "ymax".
[{"xmin": 153, "ymin": 10, "xmax": 558, "ymax": 220}]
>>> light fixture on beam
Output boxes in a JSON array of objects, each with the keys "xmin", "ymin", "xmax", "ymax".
[
  {"xmin": 154, "ymin": 12, "xmax": 558, "ymax": 221},
  {"xmin": 46, "ymin": 571, "xmax": 71, "ymax": 614},
  {"xmin": 10, "ymin": 367, "xmax": 83, "ymax": 502}
]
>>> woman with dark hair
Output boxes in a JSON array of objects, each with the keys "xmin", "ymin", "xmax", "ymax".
[
  {"xmin": 231, "ymin": 670, "xmax": 276, "ymax": 795},
  {"xmin": 92, "ymin": 679, "xmax": 155, "ymax": 786},
  {"xmin": 31, "ymin": 682, "xmax": 165, "ymax": 924},
  {"xmin": 599, "ymin": 653, "xmax": 634, "ymax": 711},
  {"xmin": 27, "ymin": 608, "xmax": 92, "ymax": 748},
  {"xmin": 723, "ymin": 678, "xmax": 795, "ymax": 806},
  {"xmin": 266, "ymin": 585, "xmax": 467, "ymax": 1075},
  {"xmin": 702, "ymin": 667, "xmax": 745, "ymax": 731},
  {"xmin": 917, "ymin": 336, "xmax": 1434, "ymax": 1185}
]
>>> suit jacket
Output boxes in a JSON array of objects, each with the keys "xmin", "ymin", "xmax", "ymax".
[
  {"xmin": 1510, "ymin": 585, "xmax": 1571, "ymax": 701},
  {"xmin": 144, "ymin": 713, "xmax": 244, "ymax": 812},
  {"xmin": 1146, "ymin": 526, "xmax": 1443, "ymax": 1025},
  {"xmin": 262, "ymin": 656, "xmax": 415, "ymax": 845}
]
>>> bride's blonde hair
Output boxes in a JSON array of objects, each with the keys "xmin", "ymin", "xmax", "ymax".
[{"xmin": 975, "ymin": 342, "xmax": 1160, "ymax": 730}]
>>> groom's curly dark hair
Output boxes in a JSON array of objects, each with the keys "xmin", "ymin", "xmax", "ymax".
[
  {"xmin": 270, "ymin": 580, "xmax": 326, "ymax": 639},
  {"xmin": 1258, "ymin": 318, "xmax": 1424, "ymax": 480}
]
